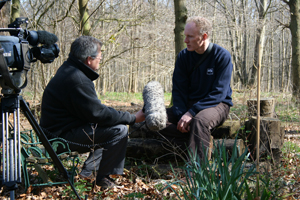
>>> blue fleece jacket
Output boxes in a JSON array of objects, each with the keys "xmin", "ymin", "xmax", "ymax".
[{"xmin": 172, "ymin": 43, "xmax": 233, "ymax": 119}]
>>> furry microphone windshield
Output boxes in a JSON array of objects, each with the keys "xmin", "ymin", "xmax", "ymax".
[{"xmin": 143, "ymin": 81, "xmax": 167, "ymax": 131}]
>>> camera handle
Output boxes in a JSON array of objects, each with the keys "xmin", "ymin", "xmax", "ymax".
[{"xmin": 1, "ymin": 95, "xmax": 81, "ymax": 200}]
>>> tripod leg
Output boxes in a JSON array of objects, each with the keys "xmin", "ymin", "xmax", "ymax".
[
  {"xmin": 1, "ymin": 100, "xmax": 20, "ymax": 200},
  {"xmin": 19, "ymin": 97, "xmax": 81, "ymax": 200}
]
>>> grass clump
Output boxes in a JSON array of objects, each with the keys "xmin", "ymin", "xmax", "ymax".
[
  {"xmin": 161, "ymin": 138, "xmax": 289, "ymax": 199},
  {"xmin": 163, "ymin": 139, "xmax": 257, "ymax": 199},
  {"xmin": 160, "ymin": 136, "xmax": 295, "ymax": 199}
]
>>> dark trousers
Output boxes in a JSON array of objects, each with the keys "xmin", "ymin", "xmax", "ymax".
[
  {"xmin": 159, "ymin": 102, "xmax": 230, "ymax": 160},
  {"xmin": 60, "ymin": 124, "xmax": 128, "ymax": 179}
]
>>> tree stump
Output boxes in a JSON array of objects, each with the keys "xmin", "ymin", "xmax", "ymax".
[
  {"xmin": 247, "ymin": 98, "xmax": 276, "ymax": 118},
  {"xmin": 247, "ymin": 116, "xmax": 284, "ymax": 163}
]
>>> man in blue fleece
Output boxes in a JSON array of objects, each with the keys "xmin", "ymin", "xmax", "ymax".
[
  {"xmin": 40, "ymin": 36, "xmax": 145, "ymax": 190},
  {"xmin": 159, "ymin": 16, "xmax": 233, "ymax": 160}
]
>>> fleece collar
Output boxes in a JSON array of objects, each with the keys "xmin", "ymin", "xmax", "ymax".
[{"xmin": 67, "ymin": 54, "xmax": 99, "ymax": 81}]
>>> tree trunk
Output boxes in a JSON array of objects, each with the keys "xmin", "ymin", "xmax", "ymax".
[
  {"xmin": 269, "ymin": 36, "xmax": 274, "ymax": 92},
  {"xmin": 285, "ymin": 0, "xmax": 300, "ymax": 100},
  {"xmin": 242, "ymin": 0, "xmax": 248, "ymax": 87},
  {"xmin": 11, "ymin": 0, "xmax": 20, "ymax": 23},
  {"xmin": 249, "ymin": 0, "xmax": 267, "ymax": 87},
  {"xmin": 0, "ymin": 0, "xmax": 10, "ymax": 27},
  {"xmin": 287, "ymin": 46, "xmax": 292, "ymax": 92},
  {"xmin": 174, "ymin": 0, "xmax": 187, "ymax": 58},
  {"xmin": 78, "ymin": 0, "xmax": 91, "ymax": 35},
  {"xmin": 170, "ymin": 0, "xmax": 187, "ymax": 106},
  {"xmin": 281, "ymin": 28, "xmax": 285, "ymax": 91}
]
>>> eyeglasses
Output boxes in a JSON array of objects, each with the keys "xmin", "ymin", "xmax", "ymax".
[{"xmin": 93, "ymin": 56, "xmax": 102, "ymax": 60}]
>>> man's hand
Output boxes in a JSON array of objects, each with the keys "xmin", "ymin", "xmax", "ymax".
[
  {"xmin": 177, "ymin": 111, "xmax": 192, "ymax": 133},
  {"xmin": 135, "ymin": 109, "xmax": 145, "ymax": 123}
]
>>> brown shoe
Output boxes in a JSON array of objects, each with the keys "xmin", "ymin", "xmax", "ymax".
[{"xmin": 94, "ymin": 176, "xmax": 116, "ymax": 190}]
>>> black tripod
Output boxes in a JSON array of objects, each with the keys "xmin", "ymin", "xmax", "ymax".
[{"xmin": 1, "ymin": 94, "xmax": 81, "ymax": 199}]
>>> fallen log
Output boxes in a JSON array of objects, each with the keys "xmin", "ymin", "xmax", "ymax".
[
  {"xmin": 126, "ymin": 138, "xmax": 245, "ymax": 161},
  {"xmin": 129, "ymin": 120, "xmax": 241, "ymax": 139},
  {"xmin": 212, "ymin": 120, "xmax": 241, "ymax": 139},
  {"xmin": 126, "ymin": 138, "xmax": 171, "ymax": 159}
]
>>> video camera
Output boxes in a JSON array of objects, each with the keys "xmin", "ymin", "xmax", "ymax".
[{"xmin": 0, "ymin": 17, "xmax": 60, "ymax": 94}]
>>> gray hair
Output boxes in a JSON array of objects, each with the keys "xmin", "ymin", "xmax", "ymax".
[
  {"xmin": 70, "ymin": 36, "xmax": 103, "ymax": 63},
  {"xmin": 186, "ymin": 16, "xmax": 212, "ymax": 38}
]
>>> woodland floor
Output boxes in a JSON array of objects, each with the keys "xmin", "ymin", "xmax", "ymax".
[{"xmin": 0, "ymin": 100, "xmax": 300, "ymax": 199}]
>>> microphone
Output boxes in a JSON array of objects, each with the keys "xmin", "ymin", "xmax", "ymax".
[
  {"xmin": 37, "ymin": 30, "xmax": 58, "ymax": 45},
  {"xmin": 142, "ymin": 81, "xmax": 167, "ymax": 131},
  {"xmin": 27, "ymin": 30, "xmax": 58, "ymax": 46}
]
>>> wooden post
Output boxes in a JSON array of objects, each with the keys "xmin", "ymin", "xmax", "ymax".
[
  {"xmin": 256, "ymin": 43, "xmax": 261, "ymax": 196},
  {"xmin": 207, "ymin": 136, "xmax": 213, "ymax": 160}
]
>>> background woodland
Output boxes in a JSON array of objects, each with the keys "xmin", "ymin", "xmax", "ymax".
[
  {"xmin": 0, "ymin": 0, "xmax": 296, "ymax": 100},
  {"xmin": 1, "ymin": 1, "xmax": 300, "ymax": 199}
]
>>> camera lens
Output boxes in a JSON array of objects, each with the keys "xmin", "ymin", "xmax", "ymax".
[{"xmin": 31, "ymin": 44, "xmax": 60, "ymax": 63}]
